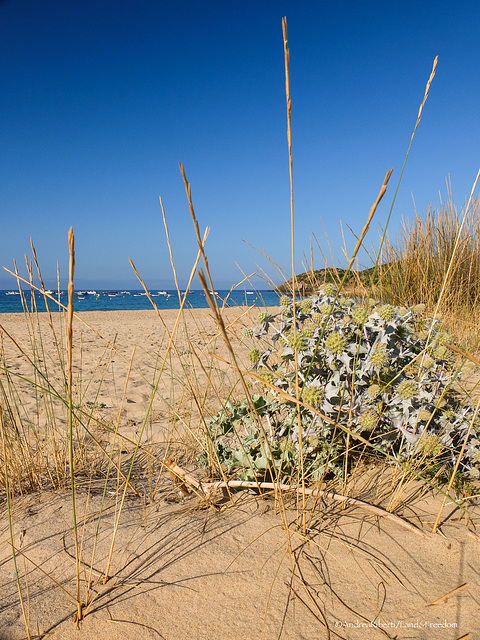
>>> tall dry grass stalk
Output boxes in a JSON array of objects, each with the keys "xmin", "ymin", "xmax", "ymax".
[
  {"xmin": 1, "ymin": 404, "xmax": 32, "ymax": 640},
  {"xmin": 66, "ymin": 227, "xmax": 83, "ymax": 624},
  {"xmin": 282, "ymin": 16, "xmax": 308, "ymax": 534},
  {"xmin": 372, "ymin": 56, "xmax": 438, "ymax": 278}
]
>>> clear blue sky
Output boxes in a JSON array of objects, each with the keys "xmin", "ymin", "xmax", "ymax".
[{"xmin": 1, "ymin": 0, "xmax": 479, "ymax": 290}]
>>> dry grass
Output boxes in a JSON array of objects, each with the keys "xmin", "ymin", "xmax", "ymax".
[
  {"xmin": 376, "ymin": 191, "xmax": 480, "ymax": 348},
  {"xmin": 0, "ymin": 279, "xmax": 261, "ymax": 634}
]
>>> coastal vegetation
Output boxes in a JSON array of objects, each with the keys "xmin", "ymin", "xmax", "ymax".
[
  {"xmin": 279, "ymin": 194, "xmax": 480, "ymax": 350},
  {"xmin": 204, "ymin": 288, "xmax": 480, "ymax": 492}
]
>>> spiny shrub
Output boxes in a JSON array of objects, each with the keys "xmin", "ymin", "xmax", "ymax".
[{"xmin": 200, "ymin": 287, "xmax": 480, "ymax": 484}]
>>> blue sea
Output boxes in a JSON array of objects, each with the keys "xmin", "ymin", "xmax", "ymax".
[{"xmin": 0, "ymin": 289, "xmax": 282, "ymax": 313}]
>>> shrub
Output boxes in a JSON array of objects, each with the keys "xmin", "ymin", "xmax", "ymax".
[{"xmin": 200, "ymin": 288, "xmax": 480, "ymax": 484}]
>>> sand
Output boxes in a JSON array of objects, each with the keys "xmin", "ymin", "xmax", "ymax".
[{"xmin": 1, "ymin": 308, "xmax": 479, "ymax": 639}]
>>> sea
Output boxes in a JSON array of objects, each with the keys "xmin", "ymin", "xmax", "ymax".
[{"xmin": 0, "ymin": 288, "xmax": 282, "ymax": 313}]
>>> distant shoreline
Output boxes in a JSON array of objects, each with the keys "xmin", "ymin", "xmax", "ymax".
[{"xmin": 0, "ymin": 289, "xmax": 281, "ymax": 314}]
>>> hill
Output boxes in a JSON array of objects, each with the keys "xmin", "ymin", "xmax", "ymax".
[{"xmin": 276, "ymin": 266, "xmax": 379, "ymax": 294}]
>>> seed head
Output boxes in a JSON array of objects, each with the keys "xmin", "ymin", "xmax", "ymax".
[
  {"xmin": 299, "ymin": 300, "xmax": 312, "ymax": 314},
  {"xmin": 417, "ymin": 409, "xmax": 432, "ymax": 422},
  {"xmin": 301, "ymin": 323, "xmax": 315, "ymax": 338},
  {"xmin": 248, "ymin": 349, "xmax": 262, "ymax": 364},
  {"xmin": 378, "ymin": 304, "xmax": 395, "ymax": 321},
  {"xmin": 435, "ymin": 332, "xmax": 450, "ymax": 346},
  {"xmin": 303, "ymin": 386, "xmax": 323, "ymax": 407},
  {"xmin": 306, "ymin": 436, "xmax": 321, "ymax": 450},
  {"xmin": 358, "ymin": 410, "xmax": 378, "ymax": 431},
  {"xmin": 279, "ymin": 295, "xmax": 290, "ymax": 307},
  {"xmin": 433, "ymin": 345, "xmax": 449, "ymax": 360},
  {"xmin": 417, "ymin": 433, "xmax": 443, "ymax": 457},
  {"xmin": 325, "ymin": 332, "xmax": 346, "ymax": 355},
  {"xmin": 367, "ymin": 383, "xmax": 381, "ymax": 399},
  {"xmin": 352, "ymin": 307, "xmax": 368, "ymax": 325},
  {"xmin": 397, "ymin": 380, "xmax": 417, "ymax": 400},
  {"xmin": 370, "ymin": 346, "xmax": 388, "ymax": 368},
  {"xmin": 421, "ymin": 354, "xmax": 435, "ymax": 370},
  {"xmin": 323, "ymin": 283, "xmax": 337, "ymax": 297},
  {"xmin": 259, "ymin": 370, "xmax": 276, "ymax": 386},
  {"xmin": 279, "ymin": 438, "xmax": 296, "ymax": 453},
  {"xmin": 288, "ymin": 334, "xmax": 308, "ymax": 352}
]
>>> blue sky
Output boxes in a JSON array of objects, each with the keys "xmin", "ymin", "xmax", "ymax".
[{"xmin": 1, "ymin": 1, "xmax": 479, "ymax": 290}]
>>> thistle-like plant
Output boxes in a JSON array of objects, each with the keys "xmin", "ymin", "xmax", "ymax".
[{"xmin": 201, "ymin": 287, "xmax": 480, "ymax": 484}]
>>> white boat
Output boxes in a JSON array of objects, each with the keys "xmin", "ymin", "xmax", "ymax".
[{"xmin": 87, "ymin": 290, "xmax": 97, "ymax": 295}]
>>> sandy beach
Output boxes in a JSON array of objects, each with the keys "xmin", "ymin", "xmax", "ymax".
[
  {"xmin": 1, "ymin": 308, "xmax": 479, "ymax": 639},
  {"xmin": 0, "ymin": 307, "xmax": 257, "ymax": 442}
]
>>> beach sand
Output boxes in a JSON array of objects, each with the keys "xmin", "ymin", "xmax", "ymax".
[{"xmin": 1, "ymin": 309, "xmax": 479, "ymax": 639}]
